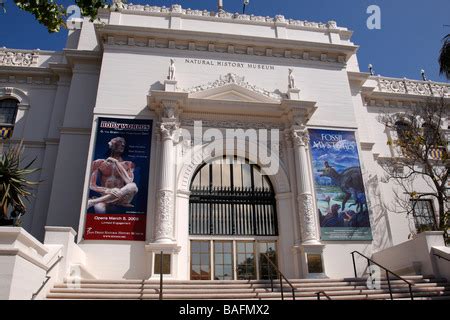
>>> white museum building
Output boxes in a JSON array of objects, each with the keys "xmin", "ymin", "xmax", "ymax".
[{"xmin": 0, "ymin": 4, "xmax": 449, "ymax": 300}]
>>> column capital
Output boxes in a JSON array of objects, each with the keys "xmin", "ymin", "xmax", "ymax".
[
  {"xmin": 290, "ymin": 126, "xmax": 309, "ymax": 147},
  {"xmin": 159, "ymin": 121, "xmax": 179, "ymax": 141}
]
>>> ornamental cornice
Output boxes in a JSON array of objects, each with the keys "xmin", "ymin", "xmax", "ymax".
[
  {"xmin": 110, "ymin": 4, "xmax": 343, "ymax": 32},
  {"xmin": 97, "ymin": 25, "xmax": 353, "ymax": 65}
]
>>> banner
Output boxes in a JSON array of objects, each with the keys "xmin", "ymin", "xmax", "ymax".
[
  {"xmin": 309, "ymin": 129, "xmax": 372, "ymax": 241},
  {"xmin": 84, "ymin": 117, "xmax": 152, "ymax": 241}
]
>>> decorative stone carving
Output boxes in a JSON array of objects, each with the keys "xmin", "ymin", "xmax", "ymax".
[
  {"xmin": 297, "ymin": 193, "xmax": 317, "ymax": 241},
  {"xmin": 187, "ymin": 73, "xmax": 284, "ymax": 101},
  {"xmin": 291, "ymin": 128, "xmax": 309, "ymax": 147},
  {"xmin": 0, "ymin": 50, "xmax": 39, "ymax": 67},
  {"xmin": 160, "ymin": 121, "xmax": 179, "ymax": 140},
  {"xmin": 163, "ymin": 103, "xmax": 176, "ymax": 119},
  {"xmin": 180, "ymin": 118, "xmax": 284, "ymax": 130},
  {"xmin": 171, "ymin": 4, "xmax": 182, "ymax": 13},
  {"xmin": 377, "ymin": 77, "xmax": 450, "ymax": 98},
  {"xmin": 327, "ymin": 20, "xmax": 337, "ymax": 29},
  {"xmin": 155, "ymin": 190, "xmax": 174, "ymax": 240},
  {"xmin": 110, "ymin": 0, "xmax": 126, "ymax": 11},
  {"xmin": 275, "ymin": 15, "xmax": 286, "ymax": 23},
  {"xmin": 122, "ymin": 4, "xmax": 336, "ymax": 30}
]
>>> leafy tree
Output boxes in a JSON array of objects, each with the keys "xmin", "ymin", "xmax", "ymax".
[
  {"xmin": 377, "ymin": 98, "xmax": 449, "ymax": 243},
  {"xmin": 0, "ymin": 142, "xmax": 39, "ymax": 226},
  {"xmin": 439, "ymin": 34, "xmax": 450, "ymax": 79},
  {"xmin": 2, "ymin": 0, "xmax": 110, "ymax": 32}
]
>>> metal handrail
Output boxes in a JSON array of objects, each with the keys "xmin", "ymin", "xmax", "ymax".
[
  {"xmin": 262, "ymin": 253, "xmax": 296, "ymax": 300},
  {"xmin": 31, "ymin": 255, "xmax": 64, "ymax": 300},
  {"xmin": 316, "ymin": 291, "xmax": 332, "ymax": 300},
  {"xmin": 433, "ymin": 253, "xmax": 450, "ymax": 262},
  {"xmin": 351, "ymin": 251, "xmax": 414, "ymax": 300}
]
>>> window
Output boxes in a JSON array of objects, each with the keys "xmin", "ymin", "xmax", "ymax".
[
  {"xmin": 190, "ymin": 241, "xmax": 211, "ymax": 280},
  {"xmin": 394, "ymin": 120, "xmax": 411, "ymax": 143},
  {"xmin": 411, "ymin": 199, "xmax": 435, "ymax": 232},
  {"xmin": 0, "ymin": 99, "xmax": 18, "ymax": 139},
  {"xmin": 189, "ymin": 157, "xmax": 277, "ymax": 236},
  {"xmin": 0, "ymin": 99, "xmax": 19, "ymax": 126}
]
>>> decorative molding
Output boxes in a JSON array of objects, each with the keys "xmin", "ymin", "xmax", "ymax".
[
  {"xmin": 155, "ymin": 190, "xmax": 174, "ymax": 240},
  {"xmin": 0, "ymin": 86, "xmax": 30, "ymax": 106},
  {"xmin": 0, "ymin": 49, "xmax": 39, "ymax": 67},
  {"xmin": 376, "ymin": 77, "xmax": 450, "ymax": 98},
  {"xmin": 187, "ymin": 73, "xmax": 284, "ymax": 101},
  {"xmin": 179, "ymin": 118, "xmax": 285, "ymax": 130},
  {"xmin": 291, "ymin": 127, "xmax": 309, "ymax": 147},
  {"xmin": 159, "ymin": 121, "xmax": 179, "ymax": 140},
  {"xmin": 118, "ymin": 4, "xmax": 341, "ymax": 32},
  {"xmin": 297, "ymin": 193, "xmax": 317, "ymax": 242}
]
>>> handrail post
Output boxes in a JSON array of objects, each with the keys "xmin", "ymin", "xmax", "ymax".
[
  {"xmin": 386, "ymin": 270, "xmax": 393, "ymax": 300},
  {"xmin": 279, "ymin": 272, "xmax": 284, "ymax": 300},
  {"xmin": 409, "ymin": 284, "xmax": 414, "ymax": 301},
  {"xmin": 159, "ymin": 251, "xmax": 163, "ymax": 300},
  {"xmin": 268, "ymin": 255, "xmax": 274, "ymax": 292},
  {"xmin": 317, "ymin": 292, "xmax": 321, "ymax": 300},
  {"xmin": 351, "ymin": 252, "xmax": 357, "ymax": 278}
]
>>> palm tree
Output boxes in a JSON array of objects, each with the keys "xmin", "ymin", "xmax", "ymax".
[
  {"xmin": 0, "ymin": 142, "xmax": 39, "ymax": 226},
  {"xmin": 439, "ymin": 34, "xmax": 450, "ymax": 79}
]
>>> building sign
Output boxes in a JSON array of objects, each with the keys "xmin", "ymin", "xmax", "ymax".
[
  {"xmin": 84, "ymin": 117, "xmax": 152, "ymax": 241},
  {"xmin": 309, "ymin": 129, "xmax": 372, "ymax": 241},
  {"xmin": 184, "ymin": 58, "xmax": 276, "ymax": 71}
]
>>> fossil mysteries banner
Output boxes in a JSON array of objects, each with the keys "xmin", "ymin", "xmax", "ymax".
[
  {"xmin": 309, "ymin": 129, "xmax": 372, "ymax": 241},
  {"xmin": 84, "ymin": 117, "xmax": 153, "ymax": 241}
]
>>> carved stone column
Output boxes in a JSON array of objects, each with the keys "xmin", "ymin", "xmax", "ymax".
[
  {"xmin": 154, "ymin": 103, "xmax": 179, "ymax": 243},
  {"xmin": 291, "ymin": 126, "xmax": 320, "ymax": 245}
]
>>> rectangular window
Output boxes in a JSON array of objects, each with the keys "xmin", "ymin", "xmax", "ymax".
[
  {"xmin": 154, "ymin": 253, "xmax": 171, "ymax": 275},
  {"xmin": 411, "ymin": 199, "xmax": 435, "ymax": 232},
  {"xmin": 191, "ymin": 241, "xmax": 211, "ymax": 280}
]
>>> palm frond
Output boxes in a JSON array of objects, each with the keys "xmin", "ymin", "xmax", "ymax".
[
  {"xmin": 0, "ymin": 141, "xmax": 40, "ymax": 219},
  {"xmin": 439, "ymin": 34, "xmax": 450, "ymax": 79}
]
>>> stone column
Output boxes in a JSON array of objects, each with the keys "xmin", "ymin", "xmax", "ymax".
[
  {"xmin": 154, "ymin": 103, "xmax": 179, "ymax": 244},
  {"xmin": 291, "ymin": 126, "xmax": 320, "ymax": 245}
]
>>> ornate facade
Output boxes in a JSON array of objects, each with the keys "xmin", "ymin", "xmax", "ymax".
[{"xmin": 0, "ymin": 5, "xmax": 449, "ymax": 297}]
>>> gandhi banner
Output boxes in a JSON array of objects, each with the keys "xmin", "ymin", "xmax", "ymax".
[
  {"xmin": 309, "ymin": 129, "xmax": 372, "ymax": 241},
  {"xmin": 84, "ymin": 117, "xmax": 152, "ymax": 241}
]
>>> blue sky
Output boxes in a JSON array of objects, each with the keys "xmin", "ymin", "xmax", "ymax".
[{"xmin": 0, "ymin": 0, "xmax": 449, "ymax": 82}]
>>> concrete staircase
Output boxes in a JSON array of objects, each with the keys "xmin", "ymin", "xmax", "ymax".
[{"xmin": 46, "ymin": 275, "xmax": 450, "ymax": 300}]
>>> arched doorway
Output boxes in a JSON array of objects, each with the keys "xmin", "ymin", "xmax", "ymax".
[{"xmin": 188, "ymin": 156, "xmax": 278, "ymax": 280}]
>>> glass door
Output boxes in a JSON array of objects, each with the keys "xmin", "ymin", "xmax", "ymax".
[{"xmin": 214, "ymin": 241, "xmax": 234, "ymax": 280}]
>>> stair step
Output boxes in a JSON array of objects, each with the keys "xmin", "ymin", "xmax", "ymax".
[{"xmin": 46, "ymin": 275, "xmax": 450, "ymax": 300}]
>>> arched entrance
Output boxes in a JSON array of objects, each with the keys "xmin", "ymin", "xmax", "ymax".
[{"xmin": 188, "ymin": 156, "xmax": 278, "ymax": 280}]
